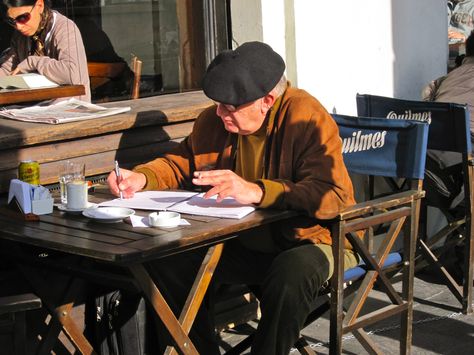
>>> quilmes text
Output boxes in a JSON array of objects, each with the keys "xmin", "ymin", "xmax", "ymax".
[
  {"xmin": 342, "ymin": 130, "xmax": 387, "ymax": 153},
  {"xmin": 386, "ymin": 110, "xmax": 432, "ymax": 124}
]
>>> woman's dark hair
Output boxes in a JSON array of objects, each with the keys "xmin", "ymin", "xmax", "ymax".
[
  {"xmin": 466, "ymin": 30, "xmax": 474, "ymax": 57},
  {"xmin": 2, "ymin": 0, "xmax": 51, "ymax": 8}
]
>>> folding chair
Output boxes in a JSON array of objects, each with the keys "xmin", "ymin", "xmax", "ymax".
[
  {"xmin": 227, "ymin": 114, "xmax": 429, "ymax": 355},
  {"xmin": 357, "ymin": 93, "xmax": 474, "ymax": 314}
]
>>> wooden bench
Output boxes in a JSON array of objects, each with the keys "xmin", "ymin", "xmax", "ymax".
[{"xmin": 0, "ymin": 91, "xmax": 212, "ymax": 194}]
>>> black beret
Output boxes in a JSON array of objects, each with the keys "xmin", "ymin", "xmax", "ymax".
[{"xmin": 202, "ymin": 41, "xmax": 286, "ymax": 107}]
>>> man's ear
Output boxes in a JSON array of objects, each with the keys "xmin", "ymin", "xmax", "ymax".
[{"xmin": 261, "ymin": 93, "xmax": 276, "ymax": 114}]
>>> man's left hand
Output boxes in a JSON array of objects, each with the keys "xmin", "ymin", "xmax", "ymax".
[{"xmin": 192, "ymin": 169, "xmax": 263, "ymax": 204}]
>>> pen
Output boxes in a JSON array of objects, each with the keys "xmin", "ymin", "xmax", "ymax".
[{"xmin": 114, "ymin": 160, "xmax": 123, "ymax": 200}]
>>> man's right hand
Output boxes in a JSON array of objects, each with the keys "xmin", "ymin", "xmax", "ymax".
[{"xmin": 107, "ymin": 168, "xmax": 147, "ymax": 198}]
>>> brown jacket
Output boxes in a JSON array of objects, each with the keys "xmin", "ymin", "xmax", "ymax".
[{"xmin": 134, "ymin": 87, "xmax": 356, "ymax": 247}]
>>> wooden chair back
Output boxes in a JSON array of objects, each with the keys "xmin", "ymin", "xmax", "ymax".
[{"xmin": 88, "ymin": 56, "xmax": 142, "ymax": 101}]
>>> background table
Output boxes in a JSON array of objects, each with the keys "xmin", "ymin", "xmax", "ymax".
[{"xmin": 0, "ymin": 85, "xmax": 85, "ymax": 105}]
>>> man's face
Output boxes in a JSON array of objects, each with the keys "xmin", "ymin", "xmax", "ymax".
[{"xmin": 215, "ymin": 98, "xmax": 267, "ymax": 135}]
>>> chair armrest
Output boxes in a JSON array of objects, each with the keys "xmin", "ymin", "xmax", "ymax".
[{"xmin": 337, "ymin": 189, "xmax": 425, "ymax": 221}]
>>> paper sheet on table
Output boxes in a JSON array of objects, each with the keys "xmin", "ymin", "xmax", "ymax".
[
  {"xmin": 169, "ymin": 193, "xmax": 255, "ymax": 219},
  {"xmin": 99, "ymin": 191, "xmax": 255, "ymax": 219},
  {"xmin": 98, "ymin": 190, "xmax": 199, "ymax": 210}
]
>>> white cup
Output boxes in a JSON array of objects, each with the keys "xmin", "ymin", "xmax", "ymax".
[
  {"xmin": 66, "ymin": 180, "xmax": 88, "ymax": 209},
  {"xmin": 148, "ymin": 211, "xmax": 181, "ymax": 228}
]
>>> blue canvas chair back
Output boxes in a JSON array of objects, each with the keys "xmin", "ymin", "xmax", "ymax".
[
  {"xmin": 332, "ymin": 113, "xmax": 429, "ymax": 180},
  {"xmin": 356, "ymin": 94, "xmax": 474, "ymax": 315},
  {"xmin": 356, "ymin": 93, "xmax": 472, "ymax": 154}
]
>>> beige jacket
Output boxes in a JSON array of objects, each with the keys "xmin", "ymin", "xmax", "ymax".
[{"xmin": 422, "ymin": 56, "xmax": 474, "ymax": 135}]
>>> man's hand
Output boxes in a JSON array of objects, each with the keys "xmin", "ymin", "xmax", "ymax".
[
  {"xmin": 107, "ymin": 168, "xmax": 146, "ymax": 198},
  {"xmin": 192, "ymin": 169, "xmax": 263, "ymax": 204}
]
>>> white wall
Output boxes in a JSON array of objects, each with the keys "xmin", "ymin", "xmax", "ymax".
[{"xmin": 231, "ymin": 0, "xmax": 447, "ymax": 115}]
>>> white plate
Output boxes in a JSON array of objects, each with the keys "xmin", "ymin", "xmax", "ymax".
[
  {"xmin": 57, "ymin": 202, "xmax": 98, "ymax": 214},
  {"xmin": 82, "ymin": 206, "xmax": 135, "ymax": 223}
]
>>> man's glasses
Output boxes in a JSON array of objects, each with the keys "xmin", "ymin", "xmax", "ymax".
[
  {"xmin": 214, "ymin": 101, "xmax": 238, "ymax": 112},
  {"xmin": 4, "ymin": 2, "xmax": 36, "ymax": 27}
]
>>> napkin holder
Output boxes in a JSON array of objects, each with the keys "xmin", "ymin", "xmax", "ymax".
[
  {"xmin": 4, "ymin": 197, "xmax": 39, "ymax": 221},
  {"xmin": 6, "ymin": 179, "xmax": 54, "ymax": 219}
]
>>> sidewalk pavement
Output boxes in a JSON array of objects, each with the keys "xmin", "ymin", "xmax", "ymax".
[{"xmin": 218, "ymin": 272, "xmax": 474, "ymax": 354}]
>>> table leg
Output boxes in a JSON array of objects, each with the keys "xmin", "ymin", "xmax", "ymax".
[
  {"xmin": 16, "ymin": 262, "xmax": 96, "ymax": 355},
  {"xmin": 166, "ymin": 243, "xmax": 223, "ymax": 355},
  {"xmin": 129, "ymin": 242, "xmax": 224, "ymax": 355}
]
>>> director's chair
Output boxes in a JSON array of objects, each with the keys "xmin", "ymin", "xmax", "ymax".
[
  {"xmin": 227, "ymin": 114, "xmax": 429, "ymax": 354},
  {"xmin": 357, "ymin": 94, "xmax": 474, "ymax": 314}
]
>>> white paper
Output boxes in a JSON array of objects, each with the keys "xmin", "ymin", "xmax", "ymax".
[
  {"xmin": 99, "ymin": 191, "xmax": 255, "ymax": 219},
  {"xmin": 129, "ymin": 214, "xmax": 190, "ymax": 228},
  {"xmin": 98, "ymin": 190, "xmax": 199, "ymax": 210},
  {"xmin": 169, "ymin": 193, "xmax": 255, "ymax": 219},
  {"xmin": 0, "ymin": 73, "xmax": 58, "ymax": 89},
  {"xmin": 0, "ymin": 98, "xmax": 131, "ymax": 124}
]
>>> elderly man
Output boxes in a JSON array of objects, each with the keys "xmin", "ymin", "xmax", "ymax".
[{"xmin": 108, "ymin": 41, "xmax": 358, "ymax": 355}]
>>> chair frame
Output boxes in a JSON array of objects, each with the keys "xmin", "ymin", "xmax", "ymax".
[
  {"xmin": 357, "ymin": 93, "xmax": 474, "ymax": 315},
  {"xmin": 329, "ymin": 189, "xmax": 423, "ymax": 354}
]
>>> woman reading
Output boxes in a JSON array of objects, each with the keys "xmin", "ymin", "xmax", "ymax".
[{"xmin": 0, "ymin": 0, "xmax": 90, "ymax": 102}]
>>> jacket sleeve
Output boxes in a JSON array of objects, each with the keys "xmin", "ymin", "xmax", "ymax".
[
  {"xmin": 0, "ymin": 44, "xmax": 20, "ymax": 76},
  {"xmin": 133, "ymin": 106, "xmax": 226, "ymax": 191}
]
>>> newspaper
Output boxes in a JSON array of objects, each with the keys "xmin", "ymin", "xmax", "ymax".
[{"xmin": 0, "ymin": 98, "xmax": 131, "ymax": 124}]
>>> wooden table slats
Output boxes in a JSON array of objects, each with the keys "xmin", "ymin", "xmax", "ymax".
[{"xmin": 0, "ymin": 216, "xmax": 140, "ymax": 261}]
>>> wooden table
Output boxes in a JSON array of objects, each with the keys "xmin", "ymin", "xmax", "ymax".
[
  {"xmin": 0, "ymin": 190, "xmax": 295, "ymax": 354},
  {"xmin": 0, "ymin": 85, "xmax": 85, "ymax": 105}
]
